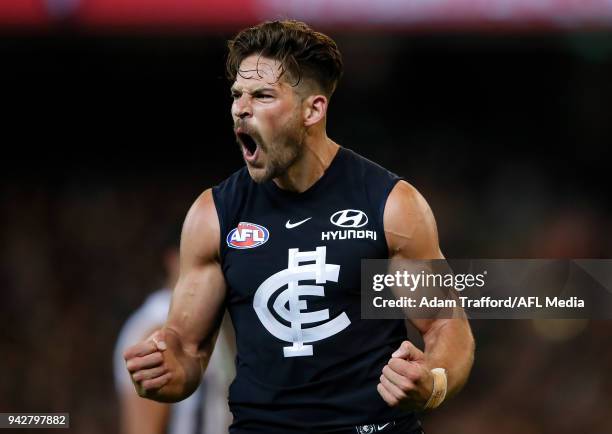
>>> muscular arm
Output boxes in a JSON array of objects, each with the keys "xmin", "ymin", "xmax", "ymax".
[
  {"xmin": 124, "ymin": 189, "xmax": 228, "ymax": 403},
  {"xmin": 379, "ymin": 180, "xmax": 474, "ymax": 409}
]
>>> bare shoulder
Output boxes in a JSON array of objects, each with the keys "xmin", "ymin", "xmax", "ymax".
[
  {"xmin": 384, "ymin": 180, "xmax": 432, "ymax": 221},
  {"xmin": 181, "ymin": 188, "xmax": 221, "ymax": 263},
  {"xmin": 383, "ymin": 180, "xmax": 443, "ymax": 259}
]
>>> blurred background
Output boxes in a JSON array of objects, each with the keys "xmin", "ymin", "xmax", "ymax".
[{"xmin": 1, "ymin": 1, "xmax": 611, "ymax": 433}]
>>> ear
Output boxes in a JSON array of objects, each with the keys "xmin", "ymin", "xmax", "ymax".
[{"xmin": 303, "ymin": 94, "xmax": 328, "ymax": 127}]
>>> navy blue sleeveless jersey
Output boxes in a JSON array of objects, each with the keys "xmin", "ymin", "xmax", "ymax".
[{"xmin": 212, "ymin": 147, "xmax": 421, "ymax": 434}]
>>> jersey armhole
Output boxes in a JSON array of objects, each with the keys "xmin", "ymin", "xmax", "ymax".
[
  {"xmin": 211, "ymin": 187, "xmax": 227, "ymax": 265},
  {"xmin": 379, "ymin": 176, "xmax": 403, "ymax": 256}
]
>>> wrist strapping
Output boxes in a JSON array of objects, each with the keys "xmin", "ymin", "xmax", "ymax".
[{"xmin": 424, "ymin": 368, "xmax": 447, "ymax": 410}]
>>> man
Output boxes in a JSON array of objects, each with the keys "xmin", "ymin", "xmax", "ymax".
[
  {"xmin": 114, "ymin": 230, "xmax": 234, "ymax": 434},
  {"xmin": 124, "ymin": 20, "xmax": 474, "ymax": 434}
]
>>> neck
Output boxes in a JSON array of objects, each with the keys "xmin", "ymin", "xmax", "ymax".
[{"xmin": 273, "ymin": 132, "xmax": 339, "ymax": 193}]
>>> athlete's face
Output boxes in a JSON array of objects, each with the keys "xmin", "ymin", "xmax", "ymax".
[{"xmin": 231, "ymin": 55, "xmax": 306, "ymax": 183}]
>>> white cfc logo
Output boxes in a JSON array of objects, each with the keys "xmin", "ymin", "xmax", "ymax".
[{"xmin": 253, "ymin": 246, "xmax": 351, "ymax": 357}]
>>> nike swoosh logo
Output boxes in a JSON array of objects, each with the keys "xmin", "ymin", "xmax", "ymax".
[
  {"xmin": 377, "ymin": 423, "xmax": 391, "ymax": 430},
  {"xmin": 285, "ymin": 217, "xmax": 312, "ymax": 229}
]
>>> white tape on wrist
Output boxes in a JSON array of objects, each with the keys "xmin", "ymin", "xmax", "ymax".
[{"xmin": 424, "ymin": 368, "xmax": 447, "ymax": 410}]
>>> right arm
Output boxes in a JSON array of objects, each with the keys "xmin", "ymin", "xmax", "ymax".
[{"xmin": 124, "ymin": 189, "xmax": 227, "ymax": 403}]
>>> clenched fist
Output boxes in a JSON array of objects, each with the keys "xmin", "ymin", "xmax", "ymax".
[
  {"xmin": 123, "ymin": 329, "xmax": 172, "ymax": 398},
  {"xmin": 377, "ymin": 340, "xmax": 434, "ymax": 411}
]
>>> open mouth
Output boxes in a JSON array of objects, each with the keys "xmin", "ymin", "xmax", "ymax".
[{"xmin": 237, "ymin": 132, "xmax": 259, "ymax": 158}]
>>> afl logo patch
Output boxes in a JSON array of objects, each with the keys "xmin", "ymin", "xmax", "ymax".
[{"xmin": 227, "ymin": 222, "xmax": 269, "ymax": 249}]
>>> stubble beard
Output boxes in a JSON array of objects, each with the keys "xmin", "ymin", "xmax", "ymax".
[{"xmin": 247, "ymin": 119, "xmax": 305, "ymax": 184}]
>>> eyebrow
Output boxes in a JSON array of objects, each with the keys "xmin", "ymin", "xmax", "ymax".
[{"xmin": 230, "ymin": 86, "xmax": 277, "ymax": 94}]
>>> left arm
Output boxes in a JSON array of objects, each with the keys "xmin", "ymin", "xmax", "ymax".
[{"xmin": 378, "ymin": 180, "xmax": 475, "ymax": 410}]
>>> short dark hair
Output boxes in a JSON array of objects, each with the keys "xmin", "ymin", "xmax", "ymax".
[{"xmin": 226, "ymin": 20, "xmax": 343, "ymax": 97}]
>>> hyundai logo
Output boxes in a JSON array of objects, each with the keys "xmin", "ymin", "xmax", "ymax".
[{"xmin": 330, "ymin": 209, "xmax": 368, "ymax": 228}]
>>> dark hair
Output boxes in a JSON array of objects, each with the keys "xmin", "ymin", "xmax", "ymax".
[{"xmin": 226, "ymin": 20, "xmax": 343, "ymax": 97}]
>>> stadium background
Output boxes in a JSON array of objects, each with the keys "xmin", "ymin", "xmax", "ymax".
[{"xmin": 1, "ymin": 1, "xmax": 611, "ymax": 433}]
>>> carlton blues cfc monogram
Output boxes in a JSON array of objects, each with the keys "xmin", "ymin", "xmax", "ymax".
[{"xmin": 253, "ymin": 246, "xmax": 351, "ymax": 358}]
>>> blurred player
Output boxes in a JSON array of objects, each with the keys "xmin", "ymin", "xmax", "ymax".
[
  {"xmin": 114, "ymin": 229, "xmax": 234, "ymax": 434},
  {"xmin": 124, "ymin": 20, "xmax": 474, "ymax": 433}
]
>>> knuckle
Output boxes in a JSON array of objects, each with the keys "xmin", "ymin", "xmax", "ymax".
[
  {"xmin": 408, "ymin": 371, "xmax": 421, "ymax": 383},
  {"xmin": 400, "ymin": 363, "xmax": 415, "ymax": 378},
  {"xmin": 145, "ymin": 373, "xmax": 169, "ymax": 390},
  {"xmin": 124, "ymin": 344, "xmax": 139, "ymax": 360},
  {"xmin": 142, "ymin": 367, "xmax": 161, "ymax": 381},
  {"xmin": 151, "ymin": 366, "xmax": 166, "ymax": 378},
  {"xmin": 389, "ymin": 359, "xmax": 406, "ymax": 374},
  {"xmin": 401, "ymin": 379, "xmax": 415, "ymax": 391},
  {"xmin": 141, "ymin": 354, "xmax": 156, "ymax": 368},
  {"xmin": 148, "ymin": 352, "xmax": 161, "ymax": 364}
]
